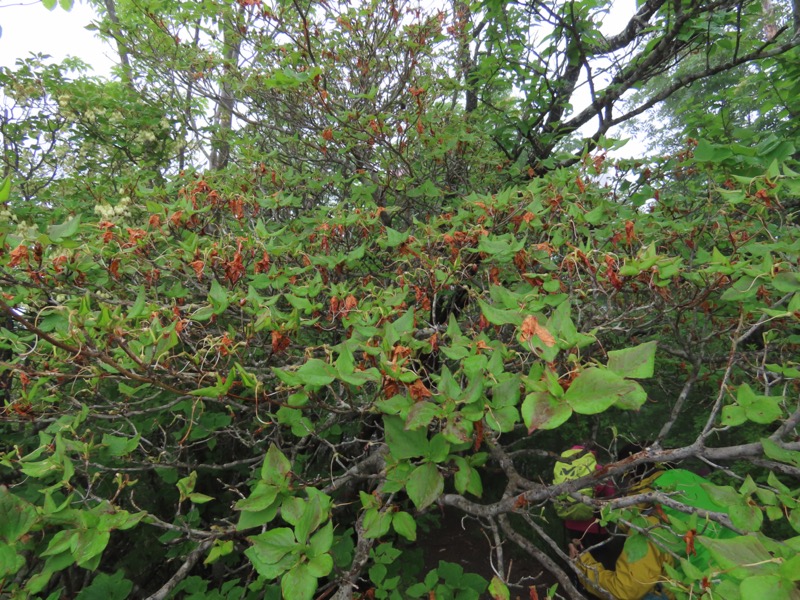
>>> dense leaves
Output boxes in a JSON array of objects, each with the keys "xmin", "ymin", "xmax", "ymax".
[{"xmin": 2, "ymin": 0, "xmax": 800, "ymax": 599}]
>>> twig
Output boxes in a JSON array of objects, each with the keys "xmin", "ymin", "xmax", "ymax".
[
  {"xmin": 144, "ymin": 539, "xmax": 213, "ymax": 600},
  {"xmin": 498, "ymin": 514, "xmax": 587, "ymax": 600}
]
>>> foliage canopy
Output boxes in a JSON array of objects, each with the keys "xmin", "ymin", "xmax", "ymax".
[{"xmin": 2, "ymin": 0, "xmax": 800, "ymax": 598}]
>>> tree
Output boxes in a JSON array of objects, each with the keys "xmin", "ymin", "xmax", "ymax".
[
  {"xmin": 452, "ymin": 0, "xmax": 800, "ymax": 173},
  {"xmin": 2, "ymin": 0, "xmax": 800, "ymax": 599}
]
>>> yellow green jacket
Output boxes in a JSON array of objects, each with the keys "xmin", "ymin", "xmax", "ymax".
[{"xmin": 575, "ymin": 516, "xmax": 675, "ymax": 600}]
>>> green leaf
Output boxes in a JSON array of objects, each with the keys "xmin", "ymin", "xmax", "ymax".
[
  {"xmin": 426, "ymin": 434, "xmax": 450, "ymax": 463},
  {"xmin": 295, "ymin": 496, "xmax": 325, "ymax": 544},
  {"xmin": 700, "ymin": 535, "xmax": 774, "ymax": 580},
  {"xmin": 485, "ymin": 405, "xmax": 519, "ymax": 433},
  {"xmin": 384, "ymin": 227, "xmax": 408, "ymax": 248},
  {"xmin": 788, "ymin": 509, "xmax": 800, "ymax": 534},
  {"xmin": 762, "ymin": 438, "xmax": 800, "ymax": 469},
  {"xmin": 453, "ymin": 456, "xmax": 483, "ymax": 498},
  {"xmin": 721, "ymin": 404, "xmax": 747, "ymax": 427},
  {"xmin": 779, "ymin": 554, "xmax": 800, "ymax": 581},
  {"xmin": 101, "ymin": 433, "xmax": 140, "ymax": 457},
  {"xmin": 281, "ymin": 564, "xmax": 317, "ymax": 600},
  {"xmin": 392, "ymin": 511, "xmax": 417, "ymax": 541},
  {"xmin": 0, "ymin": 544, "xmax": 25, "ymax": 579},
  {"xmin": 296, "ymin": 359, "xmax": 336, "ymax": 387},
  {"xmin": 261, "ymin": 444, "xmax": 293, "ymax": 483},
  {"xmin": 521, "ymin": 391, "xmax": 572, "ymax": 432},
  {"xmin": 694, "ymin": 139, "xmax": 733, "ymax": 163},
  {"xmin": 405, "ymin": 401, "xmax": 438, "ymax": 430},
  {"xmin": 729, "ymin": 502, "xmax": 763, "ymax": 532},
  {"xmin": 48, "ymin": 215, "xmax": 81, "ymax": 241},
  {"xmin": 363, "ymin": 508, "xmax": 393, "ymax": 539},
  {"xmin": 491, "ymin": 376, "xmax": 520, "ymax": 407},
  {"xmin": 488, "ymin": 576, "xmax": 510, "ymax": 600},
  {"xmin": 740, "ymin": 575, "xmax": 795, "ymax": 600},
  {"xmin": 248, "ymin": 528, "xmax": 298, "ymax": 564},
  {"xmin": 73, "ymin": 529, "xmax": 110, "ymax": 568},
  {"xmin": 204, "ymin": 540, "xmax": 234, "ymax": 565},
  {"xmin": 477, "ymin": 299, "xmax": 522, "ymax": 326},
  {"xmin": 236, "ymin": 484, "xmax": 279, "ymax": 513},
  {"xmin": 0, "ymin": 488, "xmax": 38, "ymax": 544},
  {"xmin": 744, "ymin": 396, "xmax": 783, "ymax": 424},
  {"xmin": 720, "ymin": 276, "xmax": 758, "ymax": 301},
  {"xmin": 623, "ymin": 533, "xmax": 650, "ymax": 562},
  {"xmin": 208, "ymin": 280, "xmax": 230, "ymax": 314},
  {"xmin": 406, "ymin": 463, "xmax": 444, "ymax": 510},
  {"xmin": 237, "ymin": 504, "xmax": 279, "ymax": 530},
  {"xmin": 187, "ymin": 492, "xmax": 214, "ymax": 504},
  {"xmin": 190, "ymin": 370, "xmax": 235, "ymax": 398},
  {"xmin": 127, "ymin": 287, "xmax": 146, "ymax": 319},
  {"xmin": 613, "ymin": 383, "xmax": 648, "ymax": 410},
  {"xmin": 308, "ymin": 520, "xmax": 333, "ymax": 556},
  {"xmin": 773, "ymin": 272, "xmax": 800, "ymax": 293},
  {"xmin": 284, "ymin": 293, "xmax": 313, "ymax": 311},
  {"xmin": 42, "ymin": 0, "xmax": 58, "ymax": 10},
  {"xmin": 0, "ymin": 177, "xmax": 10, "ymax": 202},
  {"xmin": 74, "ymin": 570, "xmax": 133, "ymax": 600},
  {"xmin": 607, "ymin": 341, "xmax": 657, "ymax": 379},
  {"xmin": 565, "ymin": 368, "xmax": 641, "ymax": 415},
  {"xmin": 384, "ymin": 415, "xmax": 427, "ymax": 459},
  {"xmin": 306, "ymin": 553, "xmax": 333, "ymax": 578}
]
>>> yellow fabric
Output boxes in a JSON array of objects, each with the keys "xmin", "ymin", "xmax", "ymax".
[{"xmin": 575, "ymin": 519, "xmax": 674, "ymax": 600}]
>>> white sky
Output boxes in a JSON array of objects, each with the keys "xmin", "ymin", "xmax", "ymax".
[
  {"xmin": 0, "ymin": 0, "xmax": 647, "ymax": 158},
  {"xmin": 0, "ymin": 0, "xmax": 114, "ymax": 74}
]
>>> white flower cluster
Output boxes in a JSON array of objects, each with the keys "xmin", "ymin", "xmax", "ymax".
[
  {"xmin": 135, "ymin": 130, "xmax": 158, "ymax": 144},
  {"xmin": 94, "ymin": 196, "xmax": 132, "ymax": 221},
  {"xmin": 15, "ymin": 221, "xmax": 40, "ymax": 240},
  {"xmin": 0, "ymin": 207, "xmax": 16, "ymax": 225}
]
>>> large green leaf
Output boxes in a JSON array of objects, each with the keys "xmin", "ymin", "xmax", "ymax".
[
  {"xmin": 0, "ymin": 488, "xmax": 38, "ymax": 544},
  {"xmin": 521, "ymin": 391, "xmax": 572, "ymax": 432},
  {"xmin": 296, "ymin": 359, "xmax": 336, "ymax": 387},
  {"xmin": 384, "ymin": 415, "xmax": 427, "ymax": 459},
  {"xmin": 406, "ymin": 463, "xmax": 444, "ymax": 509},
  {"xmin": 392, "ymin": 511, "xmax": 417, "ymax": 541},
  {"xmin": 74, "ymin": 570, "xmax": 133, "ymax": 600},
  {"xmin": 607, "ymin": 341, "xmax": 657, "ymax": 379},
  {"xmin": 281, "ymin": 563, "xmax": 318, "ymax": 600},
  {"xmin": 261, "ymin": 443, "xmax": 293, "ymax": 483},
  {"xmin": 623, "ymin": 533, "xmax": 650, "ymax": 563},
  {"xmin": 0, "ymin": 177, "xmax": 10, "ymax": 202},
  {"xmin": 308, "ymin": 521, "xmax": 334, "ymax": 557},
  {"xmin": 565, "ymin": 368, "xmax": 640, "ymax": 415},
  {"xmin": 477, "ymin": 299, "xmax": 522, "ymax": 326},
  {"xmin": 48, "ymin": 215, "xmax": 81, "ymax": 241},
  {"xmin": 236, "ymin": 483, "xmax": 279, "ymax": 513},
  {"xmin": 739, "ymin": 575, "xmax": 795, "ymax": 600},
  {"xmin": 248, "ymin": 528, "xmax": 298, "ymax": 564},
  {"xmin": 0, "ymin": 544, "xmax": 25, "ymax": 579},
  {"xmin": 700, "ymin": 535, "xmax": 777, "ymax": 580},
  {"xmin": 363, "ymin": 508, "xmax": 393, "ymax": 539},
  {"xmin": 762, "ymin": 438, "xmax": 800, "ymax": 469}
]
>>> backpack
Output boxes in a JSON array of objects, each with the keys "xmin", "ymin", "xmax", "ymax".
[{"xmin": 553, "ymin": 447, "xmax": 598, "ymax": 521}]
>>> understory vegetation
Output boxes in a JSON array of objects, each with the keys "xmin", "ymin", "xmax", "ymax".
[{"xmin": 2, "ymin": 0, "xmax": 800, "ymax": 598}]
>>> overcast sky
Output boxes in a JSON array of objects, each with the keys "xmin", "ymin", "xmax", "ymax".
[
  {"xmin": 0, "ymin": 0, "xmax": 113, "ymax": 74},
  {"xmin": 0, "ymin": 0, "xmax": 648, "ymax": 159}
]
